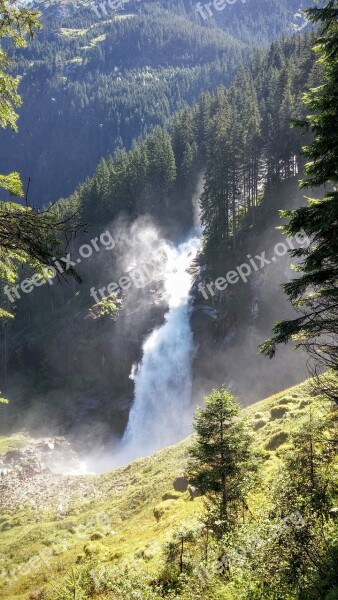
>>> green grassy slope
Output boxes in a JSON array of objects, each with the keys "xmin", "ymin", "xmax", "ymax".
[{"xmin": 0, "ymin": 377, "xmax": 336, "ymax": 599}]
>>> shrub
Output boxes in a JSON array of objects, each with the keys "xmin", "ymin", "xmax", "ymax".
[
  {"xmin": 83, "ymin": 542, "xmax": 104, "ymax": 556},
  {"xmin": 265, "ymin": 432, "xmax": 289, "ymax": 450},
  {"xmin": 0, "ymin": 520, "xmax": 12, "ymax": 532},
  {"xmin": 270, "ymin": 406, "xmax": 288, "ymax": 420},
  {"xmin": 90, "ymin": 532, "xmax": 104, "ymax": 541},
  {"xmin": 278, "ymin": 397, "xmax": 293, "ymax": 404},
  {"xmin": 153, "ymin": 500, "xmax": 176, "ymax": 521},
  {"xmin": 153, "ymin": 506, "xmax": 165, "ymax": 521}
]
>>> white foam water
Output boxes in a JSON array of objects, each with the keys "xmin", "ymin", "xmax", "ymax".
[{"xmin": 116, "ymin": 235, "xmax": 201, "ymax": 465}]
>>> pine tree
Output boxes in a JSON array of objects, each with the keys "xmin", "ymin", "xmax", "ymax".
[
  {"xmin": 145, "ymin": 128, "xmax": 176, "ymax": 207},
  {"xmin": 187, "ymin": 387, "xmax": 256, "ymax": 536},
  {"xmin": 200, "ymin": 91, "xmax": 233, "ymax": 264},
  {"xmin": 261, "ymin": 1, "xmax": 338, "ymax": 387},
  {"xmin": 228, "ymin": 68, "xmax": 262, "ymax": 228},
  {"xmin": 274, "ymin": 407, "xmax": 336, "ymax": 521}
]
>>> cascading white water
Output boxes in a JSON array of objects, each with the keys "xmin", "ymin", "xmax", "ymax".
[{"xmin": 116, "ymin": 235, "xmax": 201, "ymax": 465}]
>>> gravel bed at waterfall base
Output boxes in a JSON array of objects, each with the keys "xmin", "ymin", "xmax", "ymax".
[{"xmin": 0, "ymin": 434, "xmax": 102, "ymax": 513}]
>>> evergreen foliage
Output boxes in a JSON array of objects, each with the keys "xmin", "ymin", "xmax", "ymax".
[
  {"xmin": 0, "ymin": 1, "xmax": 82, "ymax": 319},
  {"xmin": 261, "ymin": 1, "xmax": 338, "ymax": 384},
  {"xmin": 187, "ymin": 387, "xmax": 257, "ymax": 536},
  {"xmin": 1, "ymin": 0, "xmax": 315, "ymax": 203}
]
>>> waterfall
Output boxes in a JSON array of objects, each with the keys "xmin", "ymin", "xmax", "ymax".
[{"xmin": 116, "ymin": 235, "xmax": 201, "ymax": 465}]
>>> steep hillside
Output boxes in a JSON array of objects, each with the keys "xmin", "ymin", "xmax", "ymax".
[
  {"xmin": 1, "ymin": 0, "xmax": 314, "ymax": 203},
  {"xmin": 0, "ymin": 3, "xmax": 337, "ymax": 599},
  {"xmin": 0, "ymin": 33, "xmax": 319, "ymax": 448},
  {"xmin": 0, "ymin": 377, "xmax": 336, "ymax": 599}
]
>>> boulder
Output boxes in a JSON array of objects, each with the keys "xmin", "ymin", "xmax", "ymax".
[
  {"xmin": 173, "ymin": 476, "xmax": 188, "ymax": 492},
  {"xmin": 4, "ymin": 450, "xmax": 23, "ymax": 464},
  {"xmin": 188, "ymin": 485, "xmax": 201, "ymax": 500}
]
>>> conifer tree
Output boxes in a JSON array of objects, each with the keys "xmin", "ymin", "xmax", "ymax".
[
  {"xmin": 261, "ymin": 1, "xmax": 338, "ymax": 385},
  {"xmin": 187, "ymin": 387, "xmax": 256, "ymax": 536},
  {"xmin": 0, "ymin": 1, "xmax": 81, "ymax": 319},
  {"xmin": 146, "ymin": 129, "xmax": 176, "ymax": 198},
  {"xmin": 200, "ymin": 91, "xmax": 233, "ymax": 263}
]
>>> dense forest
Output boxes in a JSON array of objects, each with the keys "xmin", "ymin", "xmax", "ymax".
[{"xmin": 1, "ymin": 0, "xmax": 313, "ymax": 202}]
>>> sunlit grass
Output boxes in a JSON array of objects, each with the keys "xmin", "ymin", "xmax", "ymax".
[{"xmin": 0, "ymin": 376, "xmax": 335, "ymax": 599}]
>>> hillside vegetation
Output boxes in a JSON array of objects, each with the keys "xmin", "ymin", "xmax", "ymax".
[
  {"xmin": 0, "ymin": 376, "xmax": 337, "ymax": 599},
  {"xmin": 1, "ymin": 0, "xmax": 314, "ymax": 203},
  {"xmin": 0, "ymin": 3, "xmax": 337, "ymax": 599},
  {"xmin": 0, "ymin": 33, "xmax": 319, "ymax": 441}
]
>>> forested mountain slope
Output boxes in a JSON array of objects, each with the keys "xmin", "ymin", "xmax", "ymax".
[
  {"xmin": 0, "ymin": 33, "xmax": 320, "ymax": 443},
  {"xmin": 1, "ymin": 0, "xmax": 313, "ymax": 203},
  {"xmin": 0, "ymin": 4, "xmax": 337, "ymax": 598}
]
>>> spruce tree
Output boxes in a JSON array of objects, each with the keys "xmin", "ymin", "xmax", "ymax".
[
  {"xmin": 187, "ymin": 387, "xmax": 256, "ymax": 536},
  {"xmin": 200, "ymin": 91, "xmax": 233, "ymax": 264}
]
